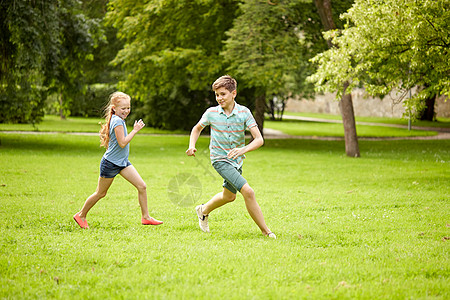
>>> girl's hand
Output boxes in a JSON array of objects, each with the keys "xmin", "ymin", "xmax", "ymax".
[
  {"xmin": 133, "ymin": 119, "xmax": 145, "ymax": 132},
  {"xmin": 186, "ymin": 147, "xmax": 197, "ymax": 157}
]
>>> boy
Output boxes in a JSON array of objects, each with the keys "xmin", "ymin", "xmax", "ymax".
[{"xmin": 186, "ymin": 75, "xmax": 276, "ymax": 238}]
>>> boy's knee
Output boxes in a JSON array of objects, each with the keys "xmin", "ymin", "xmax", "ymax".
[
  {"xmin": 223, "ymin": 190, "xmax": 236, "ymax": 202},
  {"xmin": 240, "ymin": 184, "xmax": 254, "ymax": 197},
  {"xmin": 225, "ymin": 194, "xmax": 236, "ymax": 202}
]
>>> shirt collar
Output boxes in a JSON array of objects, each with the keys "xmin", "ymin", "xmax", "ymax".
[{"xmin": 219, "ymin": 102, "xmax": 238, "ymax": 116}]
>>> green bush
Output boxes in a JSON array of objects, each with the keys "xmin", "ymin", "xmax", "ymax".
[{"xmin": 45, "ymin": 84, "xmax": 116, "ymax": 118}]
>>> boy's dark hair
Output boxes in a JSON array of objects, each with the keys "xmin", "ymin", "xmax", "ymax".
[{"xmin": 212, "ymin": 75, "xmax": 237, "ymax": 92}]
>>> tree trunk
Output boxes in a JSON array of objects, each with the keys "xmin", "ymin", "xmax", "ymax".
[
  {"xmin": 340, "ymin": 82, "xmax": 360, "ymax": 157},
  {"xmin": 313, "ymin": 0, "xmax": 335, "ymax": 47},
  {"xmin": 269, "ymin": 97, "xmax": 276, "ymax": 121},
  {"xmin": 254, "ymin": 93, "xmax": 266, "ymax": 138},
  {"xmin": 279, "ymin": 97, "xmax": 286, "ymax": 121},
  {"xmin": 419, "ymin": 94, "xmax": 436, "ymax": 121},
  {"xmin": 314, "ymin": 0, "xmax": 360, "ymax": 157},
  {"xmin": 59, "ymin": 93, "xmax": 66, "ymax": 120}
]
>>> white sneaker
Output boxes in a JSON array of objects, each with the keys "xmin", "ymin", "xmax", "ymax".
[
  {"xmin": 267, "ymin": 232, "xmax": 276, "ymax": 239},
  {"xmin": 195, "ymin": 204, "xmax": 209, "ymax": 233}
]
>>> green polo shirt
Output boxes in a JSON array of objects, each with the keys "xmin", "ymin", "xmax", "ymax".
[{"xmin": 199, "ymin": 102, "xmax": 257, "ymax": 168}]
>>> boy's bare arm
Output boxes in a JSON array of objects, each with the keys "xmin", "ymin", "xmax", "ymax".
[
  {"xmin": 227, "ymin": 126, "xmax": 264, "ymax": 160},
  {"xmin": 186, "ymin": 123, "xmax": 204, "ymax": 156}
]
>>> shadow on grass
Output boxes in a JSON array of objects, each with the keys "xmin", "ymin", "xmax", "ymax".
[
  {"xmin": 264, "ymin": 138, "xmax": 450, "ymax": 161},
  {"xmin": 2, "ymin": 133, "xmax": 449, "ymax": 164},
  {"xmin": 264, "ymin": 138, "xmax": 345, "ymax": 154},
  {"xmin": 0, "ymin": 134, "xmax": 102, "ymax": 154}
]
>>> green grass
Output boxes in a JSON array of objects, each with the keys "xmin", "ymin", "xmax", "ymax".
[
  {"xmin": 1, "ymin": 114, "xmax": 448, "ymax": 140},
  {"xmin": 0, "ymin": 115, "xmax": 187, "ymax": 134},
  {"xmin": 265, "ymin": 119, "xmax": 438, "ymax": 137},
  {"xmin": 283, "ymin": 111, "xmax": 450, "ymax": 128},
  {"xmin": 0, "ymin": 133, "xmax": 449, "ymax": 299}
]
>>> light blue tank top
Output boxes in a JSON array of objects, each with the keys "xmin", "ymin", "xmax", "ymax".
[{"xmin": 103, "ymin": 115, "xmax": 129, "ymax": 166}]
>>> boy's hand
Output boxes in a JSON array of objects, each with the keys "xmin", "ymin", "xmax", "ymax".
[
  {"xmin": 227, "ymin": 147, "xmax": 245, "ymax": 160},
  {"xmin": 133, "ymin": 119, "xmax": 145, "ymax": 132},
  {"xmin": 186, "ymin": 147, "xmax": 197, "ymax": 157}
]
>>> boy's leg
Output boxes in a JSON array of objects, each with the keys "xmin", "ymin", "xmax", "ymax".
[
  {"xmin": 196, "ymin": 187, "xmax": 235, "ymax": 232},
  {"xmin": 240, "ymin": 183, "xmax": 271, "ymax": 236},
  {"xmin": 78, "ymin": 176, "xmax": 114, "ymax": 219},
  {"xmin": 120, "ymin": 165, "xmax": 150, "ymax": 219},
  {"xmin": 203, "ymin": 162, "xmax": 240, "ymax": 215},
  {"xmin": 202, "ymin": 187, "xmax": 236, "ymax": 215}
]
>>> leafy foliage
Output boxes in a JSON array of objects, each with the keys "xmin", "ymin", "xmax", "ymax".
[
  {"xmin": 222, "ymin": 0, "xmax": 309, "ymax": 99},
  {"xmin": 0, "ymin": 0, "xmax": 104, "ymax": 123},
  {"xmin": 50, "ymin": 5, "xmax": 104, "ymax": 118},
  {"xmin": 308, "ymin": 0, "xmax": 450, "ymax": 119},
  {"xmin": 106, "ymin": 0, "xmax": 239, "ymax": 130},
  {"xmin": 223, "ymin": 0, "xmax": 354, "ymax": 98},
  {"xmin": 0, "ymin": 0, "xmax": 57, "ymax": 123},
  {"xmin": 221, "ymin": 0, "xmax": 354, "ymax": 127}
]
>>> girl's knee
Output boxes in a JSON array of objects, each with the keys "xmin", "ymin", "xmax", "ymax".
[
  {"xmin": 137, "ymin": 182, "xmax": 147, "ymax": 193},
  {"xmin": 95, "ymin": 190, "xmax": 107, "ymax": 199}
]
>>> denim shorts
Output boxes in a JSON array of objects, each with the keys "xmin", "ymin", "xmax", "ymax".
[
  {"xmin": 100, "ymin": 157, "xmax": 131, "ymax": 178},
  {"xmin": 212, "ymin": 161, "xmax": 247, "ymax": 194}
]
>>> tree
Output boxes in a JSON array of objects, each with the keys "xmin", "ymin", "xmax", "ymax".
[
  {"xmin": 80, "ymin": 0, "xmax": 122, "ymax": 84},
  {"xmin": 68, "ymin": 0, "xmax": 124, "ymax": 118},
  {"xmin": 313, "ymin": 0, "xmax": 360, "ymax": 157},
  {"xmin": 221, "ymin": 0, "xmax": 354, "ymax": 137},
  {"xmin": 309, "ymin": 0, "xmax": 450, "ymax": 122},
  {"xmin": 222, "ymin": 0, "xmax": 311, "ymax": 133},
  {"xmin": 0, "ymin": 0, "xmax": 103, "ymax": 123},
  {"xmin": 0, "ymin": 0, "xmax": 58, "ymax": 123},
  {"xmin": 47, "ymin": 1, "xmax": 104, "ymax": 119},
  {"xmin": 106, "ymin": 0, "xmax": 239, "ymax": 130}
]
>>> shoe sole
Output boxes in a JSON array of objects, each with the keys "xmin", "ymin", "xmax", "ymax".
[{"xmin": 142, "ymin": 218, "xmax": 163, "ymax": 225}]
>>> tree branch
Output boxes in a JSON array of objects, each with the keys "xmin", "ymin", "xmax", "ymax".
[{"xmin": 421, "ymin": 14, "xmax": 449, "ymax": 48}]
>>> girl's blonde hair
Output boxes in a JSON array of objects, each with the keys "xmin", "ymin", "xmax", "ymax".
[{"xmin": 99, "ymin": 92, "xmax": 131, "ymax": 148}]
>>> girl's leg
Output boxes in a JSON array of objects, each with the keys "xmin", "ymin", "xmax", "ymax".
[
  {"xmin": 202, "ymin": 188, "xmax": 236, "ymax": 215},
  {"xmin": 240, "ymin": 183, "xmax": 271, "ymax": 235},
  {"xmin": 77, "ymin": 176, "xmax": 114, "ymax": 220},
  {"xmin": 119, "ymin": 165, "xmax": 150, "ymax": 219}
]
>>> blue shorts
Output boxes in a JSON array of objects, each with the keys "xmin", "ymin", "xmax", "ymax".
[
  {"xmin": 100, "ymin": 157, "xmax": 131, "ymax": 178},
  {"xmin": 212, "ymin": 161, "xmax": 247, "ymax": 194}
]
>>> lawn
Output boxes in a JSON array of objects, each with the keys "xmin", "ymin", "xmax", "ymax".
[
  {"xmin": 0, "ymin": 115, "xmax": 187, "ymax": 134},
  {"xmin": 283, "ymin": 111, "xmax": 450, "ymax": 128},
  {"xmin": 0, "ymin": 132, "xmax": 449, "ymax": 299},
  {"xmin": 1, "ymin": 114, "xmax": 447, "ymax": 138},
  {"xmin": 264, "ymin": 119, "xmax": 438, "ymax": 138}
]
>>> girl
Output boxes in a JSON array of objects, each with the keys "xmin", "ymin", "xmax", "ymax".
[{"xmin": 73, "ymin": 91, "xmax": 163, "ymax": 228}]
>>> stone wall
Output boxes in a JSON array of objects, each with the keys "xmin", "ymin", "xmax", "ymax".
[
  {"xmin": 286, "ymin": 88, "xmax": 450, "ymax": 118},
  {"xmin": 436, "ymin": 95, "xmax": 450, "ymax": 118}
]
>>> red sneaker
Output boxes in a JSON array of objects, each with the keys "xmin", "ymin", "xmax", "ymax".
[
  {"xmin": 73, "ymin": 213, "xmax": 89, "ymax": 229},
  {"xmin": 141, "ymin": 217, "xmax": 163, "ymax": 225}
]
